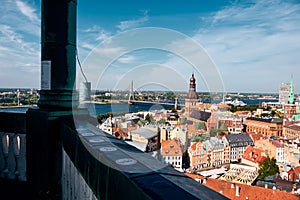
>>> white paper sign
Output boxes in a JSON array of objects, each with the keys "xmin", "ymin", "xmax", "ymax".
[{"xmin": 41, "ymin": 60, "xmax": 51, "ymax": 90}]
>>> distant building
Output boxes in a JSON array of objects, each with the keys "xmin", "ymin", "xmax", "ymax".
[
  {"xmin": 284, "ymin": 104, "xmax": 297, "ymax": 119},
  {"xmin": 185, "ymin": 74, "xmax": 199, "ymax": 118},
  {"xmin": 279, "ymin": 83, "xmax": 291, "ymax": 104},
  {"xmin": 190, "ymin": 110, "xmax": 211, "ymax": 123},
  {"xmin": 246, "ymin": 117, "xmax": 283, "ymax": 138},
  {"xmin": 188, "ymin": 142, "xmax": 207, "ymax": 169},
  {"xmin": 255, "ymin": 139, "xmax": 284, "ymax": 163},
  {"xmin": 203, "ymin": 137, "xmax": 230, "ymax": 167},
  {"xmin": 129, "ymin": 127, "xmax": 159, "ymax": 151},
  {"xmin": 188, "ymin": 137, "xmax": 230, "ymax": 170},
  {"xmin": 169, "ymin": 127, "xmax": 188, "ymax": 152},
  {"xmin": 288, "ymin": 166, "xmax": 300, "ymax": 182},
  {"xmin": 224, "ymin": 134, "xmax": 254, "ymax": 162},
  {"xmin": 79, "ymin": 82, "xmax": 91, "ymax": 101},
  {"xmin": 283, "ymin": 123, "xmax": 300, "ymax": 139},
  {"xmin": 161, "ymin": 139, "xmax": 183, "ymax": 169}
]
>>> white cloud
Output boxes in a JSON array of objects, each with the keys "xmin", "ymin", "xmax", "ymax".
[
  {"xmin": 117, "ymin": 55, "xmax": 136, "ymax": 64},
  {"xmin": 15, "ymin": 0, "xmax": 39, "ymax": 22},
  {"xmin": 83, "ymin": 25, "xmax": 111, "ymax": 41},
  {"xmin": 116, "ymin": 12, "xmax": 149, "ymax": 31},
  {"xmin": 192, "ymin": 0, "xmax": 300, "ymax": 93},
  {"xmin": 0, "ymin": 1, "xmax": 40, "ymax": 88}
]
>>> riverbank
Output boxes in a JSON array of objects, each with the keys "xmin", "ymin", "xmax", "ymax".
[{"xmin": 82, "ymin": 100, "xmax": 128, "ymax": 104}]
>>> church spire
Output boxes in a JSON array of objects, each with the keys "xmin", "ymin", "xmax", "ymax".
[
  {"xmin": 189, "ymin": 73, "xmax": 196, "ymax": 91},
  {"xmin": 288, "ymin": 75, "xmax": 295, "ymax": 104},
  {"xmin": 187, "ymin": 73, "xmax": 198, "ymax": 99}
]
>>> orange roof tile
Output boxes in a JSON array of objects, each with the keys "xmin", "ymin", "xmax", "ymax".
[
  {"xmin": 199, "ymin": 103, "xmax": 212, "ymax": 109},
  {"xmin": 184, "ymin": 174, "xmax": 300, "ymax": 200},
  {"xmin": 205, "ymin": 178, "xmax": 299, "ymax": 200},
  {"xmin": 161, "ymin": 139, "xmax": 182, "ymax": 156},
  {"xmin": 242, "ymin": 146, "xmax": 266, "ymax": 164},
  {"xmin": 190, "ymin": 142, "xmax": 204, "ymax": 151},
  {"xmin": 246, "ymin": 132, "xmax": 263, "ymax": 141},
  {"xmin": 288, "ymin": 166, "xmax": 300, "ymax": 176}
]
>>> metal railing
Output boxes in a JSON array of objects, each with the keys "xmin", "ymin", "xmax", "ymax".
[
  {"xmin": 0, "ymin": 110, "xmax": 229, "ymax": 199},
  {"xmin": 0, "ymin": 111, "xmax": 26, "ymax": 181}
]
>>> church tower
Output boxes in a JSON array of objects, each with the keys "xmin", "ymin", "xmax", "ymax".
[
  {"xmin": 185, "ymin": 73, "xmax": 199, "ymax": 118},
  {"xmin": 284, "ymin": 77, "xmax": 296, "ymax": 119}
]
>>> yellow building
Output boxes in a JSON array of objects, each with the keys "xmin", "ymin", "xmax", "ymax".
[
  {"xmin": 283, "ymin": 123, "xmax": 300, "ymax": 139},
  {"xmin": 255, "ymin": 139, "xmax": 284, "ymax": 163},
  {"xmin": 246, "ymin": 117, "xmax": 283, "ymax": 138}
]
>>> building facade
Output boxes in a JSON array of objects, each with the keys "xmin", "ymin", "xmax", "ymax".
[
  {"xmin": 246, "ymin": 117, "xmax": 283, "ymax": 138},
  {"xmin": 188, "ymin": 142, "xmax": 207, "ymax": 169},
  {"xmin": 255, "ymin": 139, "xmax": 284, "ymax": 163},
  {"xmin": 224, "ymin": 134, "xmax": 254, "ymax": 162},
  {"xmin": 284, "ymin": 104, "xmax": 297, "ymax": 119},
  {"xmin": 279, "ymin": 83, "xmax": 291, "ymax": 104},
  {"xmin": 188, "ymin": 137, "xmax": 230, "ymax": 169},
  {"xmin": 161, "ymin": 139, "xmax": 183, "ymax": 169},
  {"xmin": 283, "ymin": 123, "xmax": 300, "ymax": 139},
  {"xmin": 203, "ymin": 137, "xmax": 229, "ymax": 167}
]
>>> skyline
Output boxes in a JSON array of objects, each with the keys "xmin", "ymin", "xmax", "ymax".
[{"xmin": 0, "ymin": 0, "xmax": 300, "ymax": 93}]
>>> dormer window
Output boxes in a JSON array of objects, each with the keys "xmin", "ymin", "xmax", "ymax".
[{"xmin": 170, "ymin": 145, "xmax": 174, "ymax": 148}]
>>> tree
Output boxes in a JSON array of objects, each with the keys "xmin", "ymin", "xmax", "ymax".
[
  {"xmin": 258, "ymin": 156, "xmax": 279, "ymax": 179},
  {"xmin": 145, "ymin": 113, "xmax": 153, "ymax": 123},
  {"xmin": 196, "ymin": 122, "xmax": 207, "ymax": 131},
  {"xmin": 192, "ymin": 134, "xmax": 208, "ymax": 142},
  {"xmin": 157, "ymin": 118, "xmax": 166, "ymax": 125}
]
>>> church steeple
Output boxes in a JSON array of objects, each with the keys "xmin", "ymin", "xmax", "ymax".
[
  {"xmin": 189, "ymin": 73, "xmax": 196, "ymax": 91},
  {"xmin": 288, "ymin": 75, "xmax": 295, "ymax": 104},
  {"xmin": 185, "ymin": 73, "xmax": 199, "ymax": 118},
  {"xmin": 187, "ymin": 73, "xmax": 198, "ymax": 99}
]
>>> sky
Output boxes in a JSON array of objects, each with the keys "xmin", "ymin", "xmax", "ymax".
[{"xmin": 0, "ymin": 0, "xmax": 300, "ymax": 94}]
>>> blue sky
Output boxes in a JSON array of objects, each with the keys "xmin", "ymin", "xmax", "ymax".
[{"xmin": 1, "ymin": 0, "xmax": 300, "ymax": 94}]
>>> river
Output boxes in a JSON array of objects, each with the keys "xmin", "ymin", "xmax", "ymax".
[
  {"xmin": 83, "ymin": 99, "xmax": 278, "ymax": 116},
  {"xmin": 0, "ymin": 99, "xmax": 278, "ymax": 116}
]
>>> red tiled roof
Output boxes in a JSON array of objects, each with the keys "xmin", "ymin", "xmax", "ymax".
[
  {"xmin": 242, "ymin": 146, "xmax": 266, "ymax": 164},
  {"xmin": 190, "ymin": 142, "xmax": 204, "ymax": 151},
  {"xmin": 199, "ymin": 103, "xmax": 212, "ymax": 109},
  {"xmin": 246, "ymin": 132, "xmax": 263, "ymax": 141},
  {"xmin": 286, "ymin": 124, "xmax": 300, "ymax": 131},
  {"xmin": 184, "ymin": 174, "xmax": 300, "ymax": 200},
  {"xmin": 288, "ymin": 166, "xmax": 300, "ymax": 176},
  {"xmin": 161, "ymin": 138, "xmax": 182, "ymax": 156}
]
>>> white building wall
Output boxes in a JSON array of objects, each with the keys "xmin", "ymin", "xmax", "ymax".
[
  {"xmin": 276, "ymin": 147, "xmax": 284, "ymax": 163},
  {"xmin": 162, "ymin": 156, "xmax": 182, "ymax": 169}
]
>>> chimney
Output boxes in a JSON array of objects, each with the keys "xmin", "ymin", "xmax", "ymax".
[
  {"xmin": 235, "ymin": 185, "xmax": 240, "ymax": 197},
  {"xmin": 203, "ymin": 178, "xmax": 207, "ymax": 184},
  {"xmin": 265, "ymin": 184, "xmax": 268, "ymax": 189},
  {"xmin": 231, "ymin": 183, "xmax": 235, "ymax": 188}
]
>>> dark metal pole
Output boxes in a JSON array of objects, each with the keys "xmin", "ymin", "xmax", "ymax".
[
  {"xmin": 26, "ymin": 1, "xmax": 78, "ymax": 199},
  {"xmin": 38, "ymin": 0, "xmax": 78, "ymax": 109}
]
